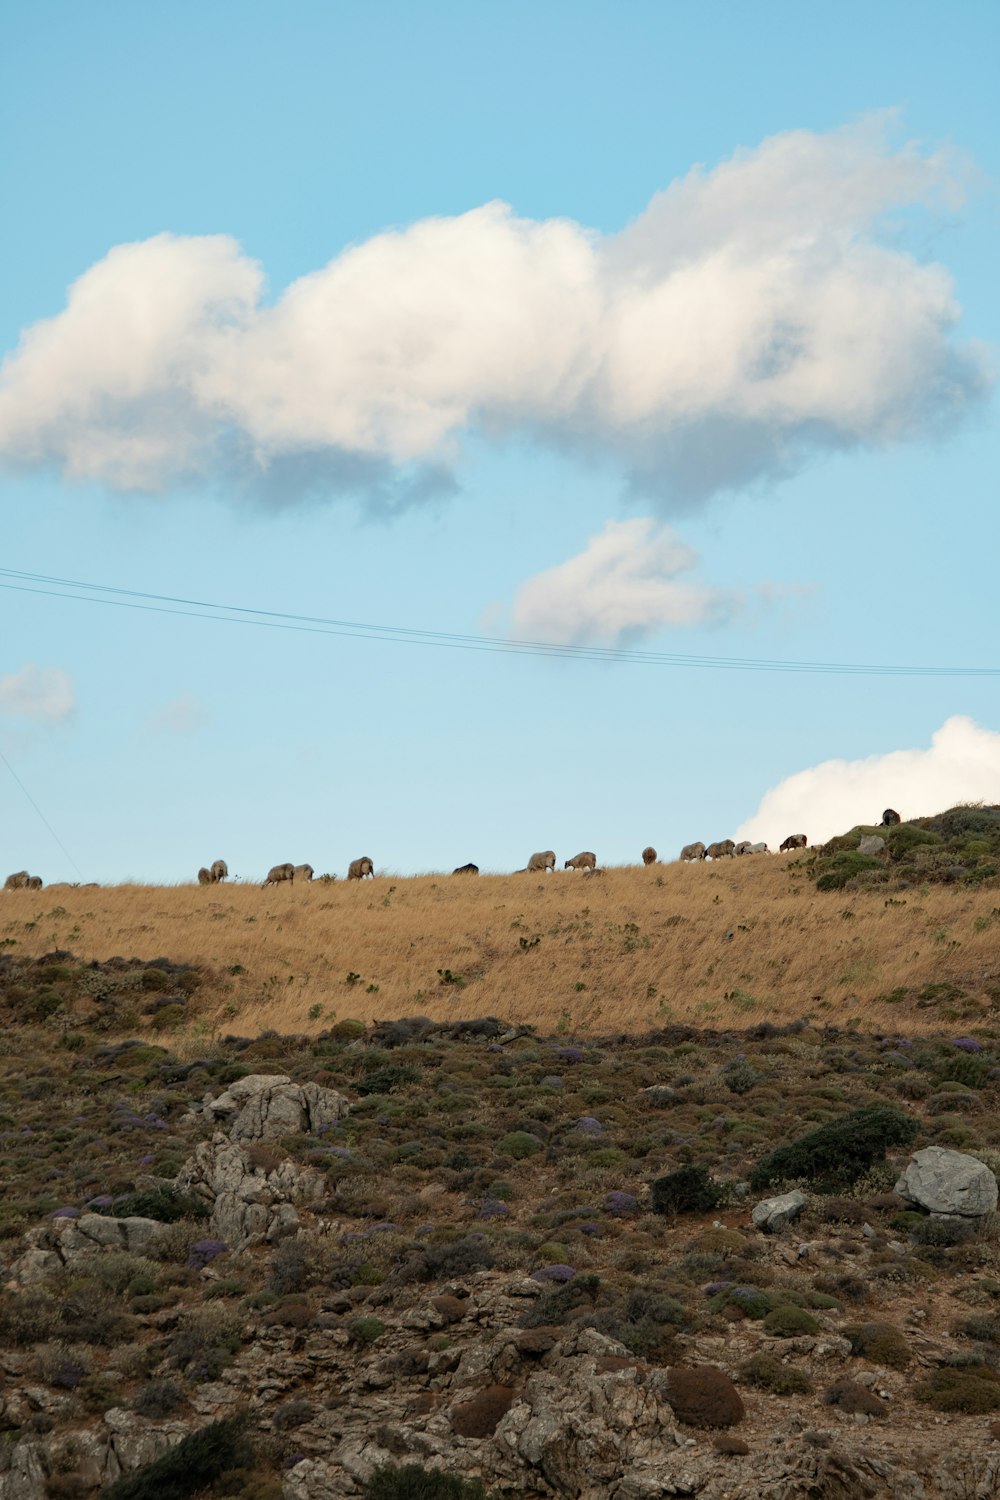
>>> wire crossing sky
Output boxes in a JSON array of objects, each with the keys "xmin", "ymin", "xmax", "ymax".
[
  {"xmin": 0, "ymin": 568, "xmax": 997, "ymax": 678},
  {"xmin": 1, "ymin": 0, "xmax": 998, "ymax": 880}
]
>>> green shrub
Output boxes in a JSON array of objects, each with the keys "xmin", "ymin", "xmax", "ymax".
[
  {"xmin": 739, "ymin": 1353, "xmax": 812, "ymax": 1394},
  {"xmin": 347, "ymin": 1316, "xmax": 386, "ymax": 1346},
  {"xmin": 749, "ymin": 1105, "xmax": 919, "ymax": 1191},
  {"xmin": 103, "ymin": 1415, "xmax": 251, "ymax": 1499},
  {"xmin": 650, "ymin": 1165, "xmax": 722, "ymax": 1216},
  {"xmin": 496, "ymin": 1131, "xmax": 543, "ymax": 1159},
  {"xmin": 914, "ymin": 1366, "xmax": 1000, "ymax": 1413},
  {"xmin": 762, "ymin": 1305, "xmax": 819, "ymax": 1337},
  {"xmin": 107, "ymin": 1186, "xmax": 209, "ymax": 1223},
  {"xmin": 356, "ymin": 1065, "xmax": 420, "ymax": 1096},
  {"xmin": 814, "ymin": 853, "xmax": 883, "ymax": 891},
  {"xmin": 151, "ymin": 1005, "xmax": 186, "ymax": 1032},
  {"xmin": 363, "ymin": 1464, "xmax": 488, "ymax": 1500},
  {"xmin": 842, "ymin": 1321, "xmax": 911, "ymax": 1369}
]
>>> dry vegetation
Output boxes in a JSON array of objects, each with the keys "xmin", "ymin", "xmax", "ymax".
[{"xmin": 3, "ymin": 854, "xmax": 999, "ymax": 1037}]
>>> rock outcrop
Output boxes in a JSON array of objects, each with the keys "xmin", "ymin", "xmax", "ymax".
[
  {"xmin": 7, "ymin": 1214, "xmax": 168, "ymax": 1284},
  {"xmin": 175, "ymin": 1135, "xmax": 325, "ymax": 1249},
  {"xmin": 199, "ymin": 1074, "xmax": 350, "ymax": 1142}
]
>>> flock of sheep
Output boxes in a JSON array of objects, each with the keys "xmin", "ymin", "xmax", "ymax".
[{"xmin": 3, "ymin": 813, "xmax": 903, "ymax": 893}]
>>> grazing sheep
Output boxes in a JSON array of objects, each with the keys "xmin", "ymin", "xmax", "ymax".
[
  {"xmin": 880, "ymin": 808, "xmax": 901, "ymax": 826},
  {"xmin": 705, "ymin": 840, "xmax": 736, "ymax": 859},
  {"xmin": 348, "ymin": 856, "xmax": 374, "ymax": 880},
  {"xmin": 527, "ymin": 850, "xmax": 556, "ymax": 874},
  {"xmin": 263, "ymin": 862, "xmax": 295, "ymax": 887},
  {"xmin": 197, "ymin": 867, "xmax": 212, "ymax": 886},
  {"xmin": 749, "ymin": 842, "xmax": 768, "ymax": 854},
  {"xmin": 564, "ymin": 851, "xmax": 597, "ymax": 871},
  {"xmin": 26, "ymin": 875, "xmax": 43, "ymax": 890},
  {"xmin": 735, "ymin": 841, "xmax": 753, "ymax": 856},
  {"xmin": 210, "ymin": 859, "xmax": 228, "ymax": 883},
  {"xmin": 3, "ymin": 871, "xmax": 29, "ymax": 891},
  {"xmin": 779, "ymin": 833, "xmax": 808, "ymax": 852},
  {"xmin": 453, "ymin": 863, "xmax": 479, "ymax": 875},
  {"xmin": 680, "ymin": 842, "xmax": 706, "ymax": 862},
  {"xmin": 293, "ymin": 864, "xmax": 314, "ymax": 882},
  {"xmin": 642, "ymin": 846, "xmax": 657, "ymax": 866}
]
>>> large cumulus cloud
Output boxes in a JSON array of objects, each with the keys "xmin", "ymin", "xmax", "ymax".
[
  {"xmin": 736, "ymin": 716, "xmax": 1000, "ymax": 847},
  {"xmin": 0, "ymin": 117, "xmax": 990, "ymax": 506}
]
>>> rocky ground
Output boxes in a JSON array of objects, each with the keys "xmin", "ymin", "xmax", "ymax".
[{"xmin": 4, "ymin": 953, "xmax": 1000, "ymax": 1497}]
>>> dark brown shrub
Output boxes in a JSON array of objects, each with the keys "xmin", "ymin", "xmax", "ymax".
[
  {"xmin": 823, "ymin": 1379, "xmax": 888, "ymax": 1416},
  {"xmin": 713, "ymin": 1434, "xmax": 750, "ymax": 1455},
  {"xmin": 430, "ymin": 1295, "xmax": 468, "ymax": 1325},
  {"xmin": 664, "ymin": 1365, "xmax": 744, "ymax": 1428},
  {"xmin": 516, "ymin": 1326, "xmax": 561, "ymax": 1356},
  {"xmin": 450, "ymin": 1384, "xmax": 518, "ymax": 1437},
  {"xmin": 261, "ymin": 1302, "xmax": 313, "ymax": 1329}
]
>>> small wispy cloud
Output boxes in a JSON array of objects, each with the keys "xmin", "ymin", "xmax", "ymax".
[
  {"xmin": 148, "ymin": 694, "xmax": 207, "ymax": 735},
  {"xmin": 511, "ymin": 518, "xmax": 743, "ymax": 645},
  {"xmin": 736, "ymin": 715, "xmax": 1000, "ymax": 847},
  {"xmin": 0, "ymin": 663, "xmax": 75, "ymax": 724}
]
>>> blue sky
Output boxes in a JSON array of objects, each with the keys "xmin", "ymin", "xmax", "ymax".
[{"xmin": 1, "ymin": 0, "xmax": 998, "ymax": 883}]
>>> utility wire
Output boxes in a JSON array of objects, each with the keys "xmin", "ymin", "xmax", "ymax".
[
  {"xmin": 0, "ymin": 744, "xmax": 86, "ymax": 880},
  {"xmin": 0, "ymin": 565, "xmax": 996, "ymax": 678}
]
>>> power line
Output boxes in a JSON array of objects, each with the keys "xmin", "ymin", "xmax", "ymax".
[
  {"xmin": 0, "ymin": 565, "xmax": 996, "ymax": 677},
  {"xmin": 0, "ymin": 744, "xmax": 86, "ymax": 880}
]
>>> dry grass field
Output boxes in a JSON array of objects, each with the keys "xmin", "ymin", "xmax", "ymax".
[{"xmin": 3, "ymin": 854, "xmax": 999, "ymax": 1037}]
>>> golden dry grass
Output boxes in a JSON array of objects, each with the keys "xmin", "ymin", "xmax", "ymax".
[{"xmin": 4, "ymin": 857, "xmax": 999, "ymax": 1037}]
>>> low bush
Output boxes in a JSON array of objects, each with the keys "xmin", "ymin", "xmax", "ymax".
[
  {"xmin": 739, "ymin": 1353, "xmax": 812, "ymax": 1395},
  {"xmin": 823, "ymin": 1378, "xmax": 888, "ymax": 1416},
  {"xmin": 131, "ymin": 1379, "xmax": 186, "ymax": 1418},
  {"xmin": 664, "ymin": 1365, "xmax": 744, "ymax": 1428},
  {"xmin": 914, "ymin": 1366, "xmax": 1000, "ymax": 1413},
  {"xmin": 450, "ymin": 1384, "xmax": 517, "ymax": 1437},
  {"xmin": 363, "ymin": 1465, "xmax": 489, "ymax": 1500},
  {"xmin": 842, "ymin": 1321, "xmax": 912, "ymax": 1369},
  {"xmin": 749, "ymin": 1105, "xmax": 919, "ymax": 1192},
  {"xmin": 650, "ymin": 1165, "xmax": 722, "ymax": 1216},
  {"xmin": 762, "ymin": 1305, "xmax": 820, "ymax": 1337}
]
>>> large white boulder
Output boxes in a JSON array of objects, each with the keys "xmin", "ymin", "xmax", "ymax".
[{"xmin": 895, "ymin": 1147, "xmax": 998, "ymax": 1218}]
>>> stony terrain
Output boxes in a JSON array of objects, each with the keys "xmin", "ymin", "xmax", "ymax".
[{"xmin": 5, "ymin": 944, "xmax": 1000, "ymax": 1497}]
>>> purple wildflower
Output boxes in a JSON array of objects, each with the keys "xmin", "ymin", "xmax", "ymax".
[
  {"xmin": 531, "ymin": 1264, "xmax": 576, "ymax": 1283},
  {"xmin": 186, "ymin": 1237, "xmax": 227, "ymax": 1270},
  {"xmin": 605, "ymin": 1191, "xmax": 638, "ymax": 1217}
]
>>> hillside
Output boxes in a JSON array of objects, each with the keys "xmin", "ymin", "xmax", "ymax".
[{"xmin": 3, "ymin": 830, "xmax": 1000, "ymax": 1037}]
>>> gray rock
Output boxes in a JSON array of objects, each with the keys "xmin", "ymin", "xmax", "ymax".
[
  {"xmin": 175, "ymin": 1134, "xmax": 324, "ymax": 1249},
  {"xmin": 895, "ymin": 1147, "xmax": 998, "ymax": 1218},
  {"xmin": 202, "ymin": 1077, "xmax": 351, "ymax": 1143},
  {"xmin": 102, "ymin": 1409, "xmax": 189, "ymax": 1486},
  {"xmin": 751, "ymin": 1189, "xmax": 809, "ymax": 1232},
  {"xmin": 859, "ymin": 835, "xmax": 886, "ymax": 855},
  {"xmin": 0, "ymin": 1438, "xmax": 47, "ymax": 1500}
]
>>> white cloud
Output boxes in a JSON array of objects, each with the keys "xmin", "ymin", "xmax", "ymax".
[
  {"xmin": 0, "ymin": 117, "xmax": 989, "ymax": 506},
  {"xmin": 148, "ymin": 695, "xmax": 207, "ymax": 734},
  {"xmin": 736, "ymin": 715, "xmax": 1000, "ymax": 847},
  {"xmin": 511, "ymin": 518, "xmax": 741, "ymax": 643},
  {"xmin": 0, "ymin": 663, "xmax": 75, "ymax": 724}
]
